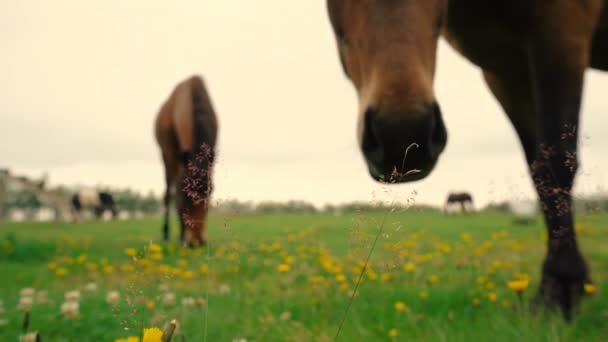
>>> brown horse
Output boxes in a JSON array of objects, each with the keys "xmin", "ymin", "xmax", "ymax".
[
  {"xmin": 154, "ymin": 75, "xmax": 218, "ymax": 247},
  {"xmin": 327, "ymin": 1, "xmax": 607, "ymax": 319}
]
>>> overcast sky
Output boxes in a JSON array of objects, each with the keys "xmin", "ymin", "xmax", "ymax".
[{"xmin": 1, "ymin": 1, "xmax": 607, "ymax": 207}]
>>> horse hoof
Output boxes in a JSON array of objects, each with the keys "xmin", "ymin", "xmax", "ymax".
[{"xmin": 533, "ymin": 256, "xmax": 591, "ymax": 321}]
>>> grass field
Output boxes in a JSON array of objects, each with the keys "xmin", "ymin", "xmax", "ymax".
[{"xmin": 0, "ymin": 210, "xmax": 606, "ymax": 341}]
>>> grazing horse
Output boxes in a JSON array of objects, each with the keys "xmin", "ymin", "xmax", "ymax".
[
  {"xmin": 444, "ymin": 192, "xmax": 474, "ymax": 214},
  {"xmin": 154, "ymin": 75, "xmax": 218, "ymax": 247},
  {"xmin": 71, "ymin": 189, "xmax": 118, "ymax": 221},
  {"xmin": 326, "ymin": 0, "xmax": 606, "ymax": 319}
]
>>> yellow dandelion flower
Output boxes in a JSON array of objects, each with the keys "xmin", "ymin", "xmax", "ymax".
[
  {"xmin": 394, "ymin": 301, "xmax": 408, "ymax": 312},
  {"xmin": 142, "ymin": 327, "xmax": 163, "ymax": 342},
  {"xmin": 55, "ymin": 267, "xmax": 68, "ymax": 277},
  {"xmin": 104, "ymin": 265, "xmax": 115, "ymax": 275},
  {"xmin": 124, "ymin": 248, "xmax": 137, "ymax": 257},
  {"xmin": 277, "ymin": 264, "xmax": 290, "ymax": 273},
  {"xmin": 148, "ymin": 243, "xmax": 162, "ymax": 254},
  {"xmin": 285, "ymin": 255, "xmax": 295, "ymax": 264},
  {"xmin": 427, "ymin": 275, "xmax": 439, "ymax": 284},
  {"xmin": 150, "ymin": 252, "xmax": 163, "ymax": 261},
  {"xmin": 146, "ymin": 300, "xmax": 156, "ymax": 310},
  {"xmin": 404, "ymin": 262, "xmax": 416, "ymax": 273},
  {"xmin": 472, "ymin": 298, "xmax": 481, "ymax": 306},
  {"xmin": 381, "ymin": 273, "xmax": 392, "ymax": 282},
  {"xmin": 182, "ymin": 270, "xmax": 195, "ymax": 280},
  {"xmin": 488, "ymin": 292, "xmax": 497, "ymax": 302},
  {"xmin": 86, "ymin": 262, "xmax": 98, "ymax": 272},
  {"xmin": 507, "ymin": 279, "xmax": 529, "ymax": 293},
  {"xmin": 486, "ymin": 282, "xmax": 495, "ymax": 290},
  {"xmin": 48, "ymin": 262, "xmax": 58, "ymax": 270},
  {"xmin": 199, "ymin": 264, "xmax": 209, "ymax": 274},
  {"xmin": 121, "ymin": 264, "xmax": 135, "ymax": 273},
  {"xmin": 477, "ymin": 276, "xmax": 486, "ymax": 285},
  {"xmin": 419, "ymin": 291, "xmax": 429, "ymax": 300},
  {"xmin": 388, "ymin": 329, "xmax": 398, "ymax": 337},
  {"xmin": 584, "ymin": 283, "xmax": 596, "ymax": 294},
  {"xmin": 77, "ymin": 254, "xmax": 87, "ymax": 264},
  {"xmin": 335, "ymin": 274, "xmax": 346, "ymax": 283}
]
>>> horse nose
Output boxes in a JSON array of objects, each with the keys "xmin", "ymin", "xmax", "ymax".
[{"xmin": 361, "ymin": 103, "xmax": 447, "ymax": 182}]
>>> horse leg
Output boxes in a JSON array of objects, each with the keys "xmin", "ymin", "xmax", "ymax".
[{"xmin": 162, "ymin": 153, "xmax": 177, "ymax": 242}]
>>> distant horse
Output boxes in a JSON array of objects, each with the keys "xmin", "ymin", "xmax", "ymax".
[
  {"xmin": 444, "ymin": 192, "xmax": 474, "ymax": 214},
  {"xmin": 326, "ymin": 0, "xmax": 606, "ymax": 319},
  {"xmin": 154, "ymin": 75, "xmax": 218, "ymax": 247},
  {"xmin": 71, "ymin": 189, "xmax": 118, "ymax": 221}
]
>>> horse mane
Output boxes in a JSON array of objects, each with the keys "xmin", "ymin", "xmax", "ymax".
[{"xmin": 190, "ymin": 75, "xmax": 217, "ymax": 163}]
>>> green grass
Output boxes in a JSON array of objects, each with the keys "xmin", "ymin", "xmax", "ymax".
[{"xmin": 0, "ymin": 210, "xmax": 606, "ymax": 341}]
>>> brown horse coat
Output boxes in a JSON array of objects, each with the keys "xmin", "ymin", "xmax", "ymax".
[
  {"xmin": 155, "ymin": 75, "xmax": 218, "ymax": 246},
  {"xmin": 327, "ymin": 0, "xmax": 608, "ymax": 319}
]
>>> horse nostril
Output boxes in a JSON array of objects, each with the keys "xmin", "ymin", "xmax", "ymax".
[
  {"xmin": 430, "ymin": 103, "xmax": 447, "ymax": 152},
  {"xmin": 362, "ymin": 107, "xmax": 381, "ymax": 154}
]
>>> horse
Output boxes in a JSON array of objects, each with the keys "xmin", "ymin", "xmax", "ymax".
[
  {"xmin": 71, "ymin": 189, "xmax": 118, "ymax": 221},
  {"xmin": 326, "ymin": 0, "xmax": 607, "ymax": 320},
  {"xmin": 444, "ymin": 192, "xmax": 474, "ymax": 214},
  {"xmin": 154, "ymin": 75, "xmax": 218, "ymax": 247}
]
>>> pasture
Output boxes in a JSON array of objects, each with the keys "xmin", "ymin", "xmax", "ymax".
[{"xmin": 0, "ymin": 210, "xmax": 606, "ymax": 341}]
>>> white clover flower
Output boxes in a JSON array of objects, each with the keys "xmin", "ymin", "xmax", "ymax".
[
  {"xmin": 20, "ymin": 288, "xmax": 35, "ymax": 298},
  {"xmin": 279, "ymin": 311, "xmax": 291, "ymax": 321},
  {"xmin": 19, "ymin": 332, "xmax": 39, "ymax": 342},
  {"xmin": 17, "ymin": 296, "xmax": 33, "ymax": 311},
  {"xmin": 64, "ymin": 290, "xmax": 81, "ymax": 302},
  {"xmin": 181, "ymin": 297, "xmax": 195, "ymax": 307},
  {"xmin": 84, "ymin": 282, "xmax": 98, "ymax": 292},
  {"xmin": 162, "ymin": 292, "xmax": 176, "ymax": 306},
  {"xmin": 219, "ymin": 284, "xmax": 231, "ymax": 295},
  {"xmin": 60, "ymin": 301, "xmax": 79, "ymax": 319},
  {"xmin": 106, "ymin": 291, "xmax": 120, "ymax": 305}
]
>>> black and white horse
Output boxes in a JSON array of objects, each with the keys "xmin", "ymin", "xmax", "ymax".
[
  {"xmin": 444, "ymin": 192, "xmax": 474, "ymax": 214},
  {"xmin": 71, "ymin": 189, "xmax": 118, "ymax": 221}
]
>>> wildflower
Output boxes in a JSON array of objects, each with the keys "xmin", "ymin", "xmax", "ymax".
[
  {"xmin": 196, "ymin": 297, "xmax": 206, "ymax": 308},
  {"xmin": 477, "ymin": 276, "xmax": 486, "ymax": 285},
  {"xmin": 86, "ymin": 263, "xmax": 98, "ymax": 272},
  {"xmin": 219, "ymin": 284, "xmax": 231, "ymax": 295},
  {"xmin": 114, "ymin": 337, "xmax": 140, "ymax": 342},
  {"xmin": 148, "ymin": 243, "xmax": 162, "ymax": 254},
  {"xmin": 335, "ymin": 274, "xmax": 346, "ymax": 283},
  {"xmin": 404, "ymin": 262, "xmax": 416, "ymax": 273},
  {"xmin": 285, "ymin": 255, "xmax": 295, "ymax": 264},
  {"xmin": 488, "ymin": 292, "xmax": 497, "ymax": 302},
  {"xmin": 77, "ymin": 254, "xmax": 87, "ymax": 264},
  {"xmin": 182, "ymin": 297, "xmax": 195, "ymax": 307},
  {"xmin": 18, "ymin": 296, "xmax": 33, "ymax": 311},
  {"xmin": 199, "ymin": 264, "xmax": 209, "ymax": 274},
  {"xmin": 84, "ymin": 282, "xmax": 98, "ymax": 292},
  {"xmin": 19, "ymin": 332, "xmax": 39, "ymax": 342},
  {"xmin": 121, "ymin": 264, "xmax": 135, "ymax": 273},
  {"xmin": 584, "ymin": 283, "xmax": 596, "ymax": 295},
  {"xmin": 124, "ymin": 248, "xmax": 137, "ymax": 257},
  {"xmin": 56, "ymin": 267, "xmax": 68, "ymax": 276},
  {"xmin": 158, "ymin": 283, "xmax": 170, "ymax": 292},
  {"xmin": 20, "ymin": 288, "xmax": 35, "ymax": 297},
  {"xmin": 507, "ymin": 279, "xmax": 529, "ymax": 294},
  {"xmin": 162, "ymin": 292, "xmax": 176, "ymax": 306},
  {"xmin": 419, "ymin": 291, "xmax": 429, "ymax": 300},
  {"xmin": 150, "ymin": 253, "xmax": 163, "ymax": 261},
  {"xmin": 232, "ymin": 339, "xmax": 247, "ymax": 342},
  {"xmin": 381, "ymin": 273, "xmax": 392, "ymax": 282},
  {"xmin": 277, "ymin": 264, "xmax": 290, "ymax": 272},
  {"xmin": 65, "ymin": 290, "xmax": 81, "ymax": 302},
  {"xmin": 472, "ymin": 298, "xmax": 481, "ymax": 306},
  {"xmin": 279, "ymin": 311, "xmax": 291, "ymax": 321},
  {"xmin": 388, "ymin": 329, "xmax": 398, "ymax": 337},
  {"xmin": 106, "ymin": 291, "xmax": 120, "ymax": 305},
  {"xmin": 427, "ymin": 275, "xmax": 439, "ymax": 284},
  {"xmin": 104, "ymin": 265, "xmax": 115, "ymax": 275},
  {"xmin": 142, "ymin": 327, "xmax": 163, "ymax": 342},
  {"xmin": 394, "ymin": 301, "xmax": 408, "ymax": 312},
  {"xmin": 60, "ymin": 301, "xmax": 79, "ymax": 319},
  {"xmin": 146, "ymin": 300, "xmax": 156, "ymax": 310},
  {"xmin": 48, "ymin": 262, "xmax": 58, "ymax": 270}
]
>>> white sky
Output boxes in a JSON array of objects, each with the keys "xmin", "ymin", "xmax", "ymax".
[{"xmin": 1, "ymin": 1, "xmax": 607, "ymax": 207}]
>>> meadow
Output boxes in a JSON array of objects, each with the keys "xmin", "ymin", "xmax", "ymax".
[{"xmin": 0, "ymin": 210, "xmax": 606, "ymax": 341}]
